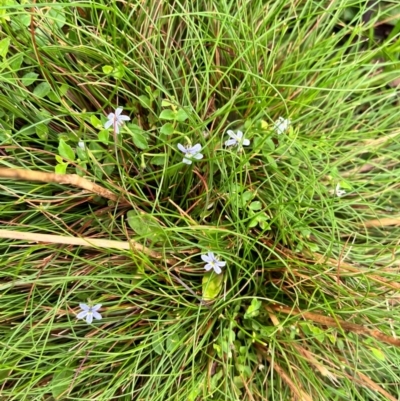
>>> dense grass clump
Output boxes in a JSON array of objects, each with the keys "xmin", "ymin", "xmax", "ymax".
[{"xmin": 0, "ymin": 1, "xmax": 400, "ymax": 400}]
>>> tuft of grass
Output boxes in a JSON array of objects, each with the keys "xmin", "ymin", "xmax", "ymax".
[{"xmin": 1, "ymin": 0, "xmax": 400, "ymax": 400}]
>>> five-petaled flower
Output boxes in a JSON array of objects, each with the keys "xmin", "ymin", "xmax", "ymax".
[
  {"xmin": 201, "ymin": 252, "xmax": 226, "ymax": 274},
  {"xmin": 177, "ymin": 143, "xmax": 203, "ymax": 164},
  {"xmin": 225, "ymin": 130, "xmax": 250, "ymax": 147},
  {"xmin": 77, "ymin": 303, "xmax": 102, "ymax": 324},
  {"xmin": 274, "ymin": 117, "xmax": 291, "ymax": 135},
  {"xmin": 104, "ymin": 107, "xmax": 130, "ymax": 134}
]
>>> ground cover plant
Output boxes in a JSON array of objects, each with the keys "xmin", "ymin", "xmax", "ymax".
[{"xmin": 0, "ymin": 0, "xmax": 400, "ymax": 400}]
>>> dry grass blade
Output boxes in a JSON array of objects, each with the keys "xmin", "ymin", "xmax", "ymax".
[
  {"xmin": 0, "ymin": 167, "xmax": 124, "ymax": 203},
  {"xmin": 0, "ymin": 229, "xmax": 177, "ymax": 264}
]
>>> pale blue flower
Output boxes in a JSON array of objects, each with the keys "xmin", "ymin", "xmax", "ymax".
[
  {"xmin": 177, "ymin": 143, "xmax": 203, "ymax": 164},
  {"xmin": 77, "ymin": 303, "xmax": 102, "ymax": 324},
  {"xmin": 201, "ymin": 252, "xmax": 226, "ymax": 274},
  {"xmin": 274, "ymin": 117, "xmax": 290, "ymax": 135},
  {"xmin": 104, "ymin": 107, "xmax": 130, "ymax": 134},
  {"xmin": 225, "ymin": 130, "xmax": 250, "ymax": 147},
  {"xmin": 78, "ymin": 140, "xmax": 85, "ymax": 149}
]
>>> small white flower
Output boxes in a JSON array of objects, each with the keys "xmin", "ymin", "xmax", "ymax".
[
  {"xmin": 335, "ymin": 184, "xmax": 346, "ymax": 197},
  {"xmin": 274, "ymin": 117, "xmax": 291, "ymax": 135},
  {"xmin": 78, "ymin": 140, "xmax": 85, "ymax": 149},
  {"xmin": 225, "ymin": 130, "xmax": 250, "ymax": 147},
  {"xmin": 77, "ymin": 303, "xmax": 102, "ymax": 324},
  {"xmin": 201, "ymin": 252, "xmax": 226, "ymax": 274},
  {"xmin": 177, "ymin": 143, "xmax": 203, "ymax": 165},
  {"xmin": 104, "ymin": 107, "xmax": 130, "ymax": 134}
]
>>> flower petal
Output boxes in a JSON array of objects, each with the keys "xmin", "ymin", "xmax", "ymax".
[
  {"xmin": 193, "ymin": 153, "xmax": 203, "ymax": 160},
  {"xmin": 92, "ymin": 311, "xmax": 102, "ymax": 320},
  {"xmin": 177, "ymin": 143, "xmax": 187, "ymax": 153},
  {"xmin": 213, "ymin": 265, "xmax": 222, "ymax": 274},
  {"xmin": 236, "ymin": 130, "xmax": 243, "ymax": 139},
  {"xmin": 207, "ymin": 252, "xmax": 215, "ymax": 260},
  {"xmin": 107, "ymin": 112, "xmax": 115, "ymax": 120},
  {"xmin": 225, "ymin": 139, "xmax": 237, "ymax": 147},
  {"xmin": 182, "ymin": 157, "xmax": 192, "ymax": 164},
  {"xmin": 226, "ymin": 130, "xmax": 235, "ymax": 138},
  {"xmin": 104, "ymin": 120, "xmax": 113, "ymax": 129},
  {"xmin": 114, "ymin": 124, "xmax": 120, "ymax": 134},
  {"xmin": 242, "ymin": 139, "xmax": 250, "ymax": 146},
  {"xmin": 77, "ymin": 310, "xmax": 88, "ymax": 320},
  {"xmin": 92, "ymin": 304, "xmax": 102, "ymax": 312},
  {"xmin": 115, "ymin": 107, "xmax": 123, "ymax": 116},
  {"xmin": 217, "ymin": 261, "xmax": 226, "ymax": 267},
  {"xmin": 191, "ymin": 143, "xmax": 202, "ymax": 153},
  {"xmin": 86, "ymin": 313, "xmax": 93, "ymax": 324},
  {"xmin": 118, "ymin": 115, "xmax": 130, "ymax": 121},
  {"xmin": 79, "ymin": 303, "xmax": 90, "ymax": 311},
  {"xmin": 204, "ymin": 263, "xmax": 213, "ymax": 271},
  {"xmin": 201, "ymin": 254, "xmax": 211, "ymax": 262}
]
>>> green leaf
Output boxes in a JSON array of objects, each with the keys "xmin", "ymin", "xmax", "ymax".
[
  {"xmin": 55, "ymin": 163, "xmax": 68, "ymax": 174},
  {"xmin": 248, "ymin": 217, "xmax": 259, "ymax": 228},
  {"xmin": 35, "ymin": 123, "xmax": 48, "ymax": 140},
  {"xmin": 102, "ymin": 65, "xmax": 113, "ymax": 74},
  {"xmin": 75, "ymin": 162, "xmax": 87, "ymax": 177},
  {"xmin": 259, "ymin": 119, "xmax": 269, "ymax": 130},
  {"xmin": 58, "ymin": 139, "xmax": 75, "ymax": 161},
  {"xmin": 176, "ymin": 108, "xmax": 188, "ymax": 122},
  {"xmin": 265, "ymin": 155, "xmax": 277, "ymax": 169},
  {"xmin": 51, "ymin": 369, "xmax": 74, "ymax": 399},
  {"xmin": 88, "ymin": 141, "xmax": 105, "ymax": 160},
  {"xmin": 9, "ymin": 54, "xmax": 23, "ymax": 71},
  {"xmin": 370, "ymin": 347, "xmax": 385, "ymax": 361},
  {"xmin": 263, "ymin": 138, "xmax": 275, "ymax": 152},
  {"xmin": 59, "ymin": 83, "xmax": 69, "ymax": 96},
  {"xmin": 0, "ymin": 37, "xmax": 10, "ymax": 60},
  {"xmin": 76, "ymin": 145, "xmax": 87, "ymax": 161},
  {"xmin": 259, "ymin": 218, "xmax": 270, "ymax": 230},
  {"xmin": 113, "ymin": 64, "xmax": 125, "ymax": 79},
  {"xmin": 129, "ymin": 125, "xmax": 148, "ymax": 149},
  {"xmin": 151, "ymin": 155, "xmax": 166, "ymax": 166},
  {"xmin": 202, "ymin": 271, "xmax": 223, "ymax": 301},
  {"xmin": 249, "ymin": 201, "xmax": 262, "ymax": 211},
  {"xmin": 47, "ymin": 91, "xmax": 60, "ymax": 103},
  {"xmin": 161, "ymin": 99, "xmax": 175, "ymax": 108},
  {"xmin": 244, "ymin": 298, "xmax": 262, "ymax": 319},
  {"xmin": 152, "ymin": 333, "xmax": 164, "ymax": 356},
  {"xmin": 127, "ymin": 211, "xmax": 165, "ymax": 242},
  {"xmin": 166, "ymin": 333, "xmax": 180, "ymax": 352},
  {"xmin": 48, "ymin": 5, "xmax": 66, "ymax": 28},
  {"xmin": 160, "ymin": 123, "xmax": 174, "ymax": 136},
  {"xmin": 103, "ymin": 154, "xmax": 115, "ymax": 176},
  {"xmin": 90, "ymin": 115, "xmax": 103, "ymax": 128},
  {"xmin": 300, "ymin": 322, "xmax": 325, "ymax": 343},
  {"xmin": 33, "ymin": 82, "xmax": 51, "ymax": 98},
  {"xmin": 21, "ymin": 72, "xmax": 39, "ymax": 86},
  {"xmin": 98, "ymin": 129, "xmax": 109, "ymax": 144},
  {"xmin": 0, "ymin": 0, "xmax": 16, "ymax": 22},
  {"xmin": 159, "ymin": 109, "xmax": 177, "ymax": 120},
  {"xmin": 241, "ymin": 190, "xmax": 254, "ymax": 203},
  {"xmin": 138, "ymin": 95, "xmax": 151, "ymax": 109},
  {"xmin": 14, "ymin": 12, "xmax": 30, "ymax": 28},
  {"xmin": 93, "ymin": 164, "xmax": 103, "ymax": 180}
]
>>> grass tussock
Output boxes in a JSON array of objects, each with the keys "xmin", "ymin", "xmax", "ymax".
[{"xmin": 0, "ymin": 0, "xmax": 400, "ymax": 400}]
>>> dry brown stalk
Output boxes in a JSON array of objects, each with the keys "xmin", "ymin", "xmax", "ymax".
[
  {"xmin": 0, "ymin": 167, "xmax": 122, "ymax": 202},
  {"xmin": 0, "ymin": 229, "xmax": 177, "ymax": 265},
  {"xmin": 269, "ymin": 304, "xmax": 400, "ymax": 347}
]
